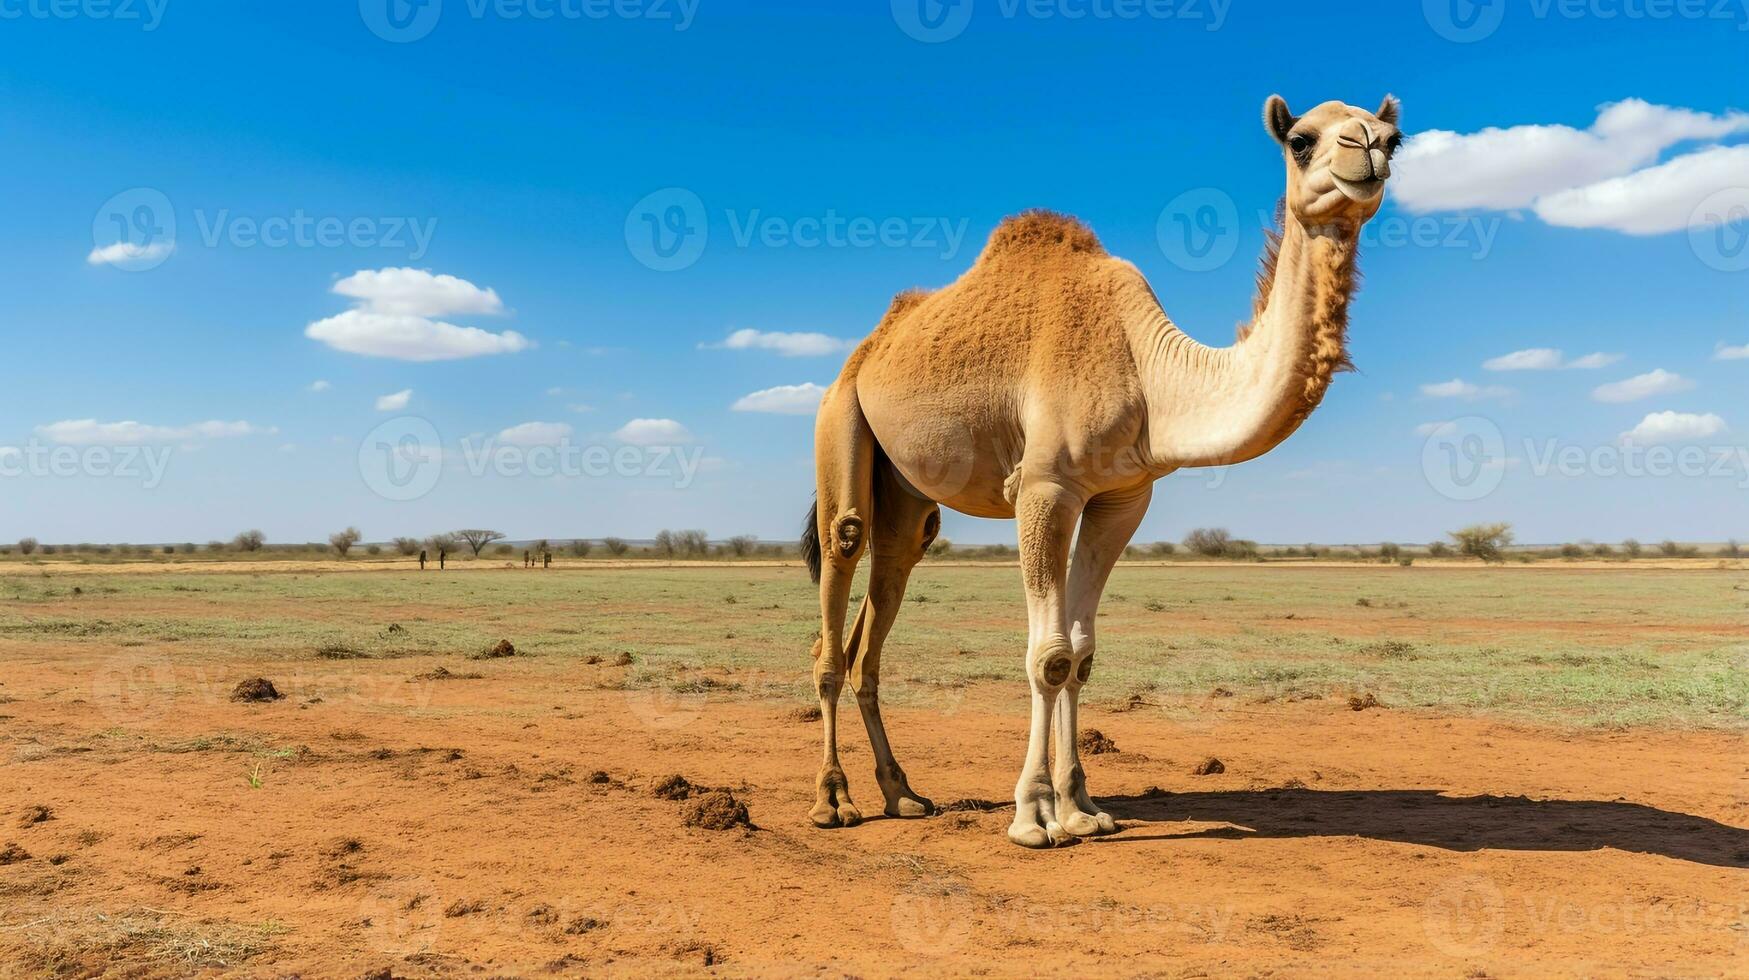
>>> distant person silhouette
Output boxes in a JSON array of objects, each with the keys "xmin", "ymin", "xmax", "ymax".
[
  {"xmin": 419, "ymin": 549, "xmax": 427, "ymax": 571},
  {"xmin": 439, "ymin": 548, "xmax": 446, "ymax": 570}
]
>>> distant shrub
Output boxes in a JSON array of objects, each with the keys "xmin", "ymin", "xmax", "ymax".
[
  {"xmin": 1721, "ymin": 540, "xmax": 1743, "ymax": 559},
  {"xmin": 927, "ymin": 537, "xmax": 952, "ymax": 557},
  {"xmin": 1397, "ymin": 556, "xmax": 1414, "ymax": 567},
  {"xmin": 391, "ymin": 537, "xmax": 421, "ymax": 556},
  {"xmin": 425, "ymin": 533, "xmax": 458, "ymax": 555},
  {"xmin": 1559, "ymin": 543, "xmax": 1584, "ymax": 559},
  {"xmin": 1622, "ymin": 538, "xmax": 1643, "ymax": 558},
  {"xmin": 1592, "ymin": 542, "xmax": 1616, "ymax": 558},
  {"xmin": 1658, "ymin": 540, "xmax": 1698, "ymax": 558},
  {"xmin": 724, "ymin": 535, "xmax": 757, "ymax": 558},
  {"xmin": 493, "ymin": 544, "xmax": 514, "ymax": 556},
  {"xmin": 1427, "ymin": 541, "xmax": 1450, "ymax": 558},
  {"xmin": 1183, "ymin": 528, "xmax": 1232, "ymax": 557},
  {"xmin": 1149, "ymin": 541, "xmax": 1177, "ymax": 557},
  {"xmin": 329, "ymin": 527, "xmax": 362, "ymax": 558},
  {"xmin": 1377, "ymin": 542, "xmax": 1401, "ymax": 561},
  {"xmin": 603, "ymin": 537, "xmax": 630, "ymax": 557},
  {"xmin": 41, "ymin": 545, "xmax": 57, "ymax": 555},
  {"xmin": 365, "ymin": 544, "xmax": 382, "ymax": 556},
  {"xmin": 1450, "ymin": 523, "xmax": 1514, "ymax": 564},
  {"xmin": 17, "ymin": 538, "xmax": 36, "ymax": 556},
  {"xmin": 232, "ymin": 529, "xmax": 266, "ymax": 552},
  {"xmin": 569, "ymin": 539, "xmax": 594, "ymax": 558}
]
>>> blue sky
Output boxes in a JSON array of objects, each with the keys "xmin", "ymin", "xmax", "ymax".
[{"xmin": 1, "ymin": 0, "xmax": 1745, "ymax": 546}]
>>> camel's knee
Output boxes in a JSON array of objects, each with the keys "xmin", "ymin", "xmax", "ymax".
[
  {"xmin": 828, "ymin": 510, "xmax": 866, "ymax": 565},
  {"xmin": 812, "ymin": 636, "xmax": 844, "ymax": 698},
  {"xmin": 1027, "ymin": 636, "xmax": 1075, "ymax": 692}
]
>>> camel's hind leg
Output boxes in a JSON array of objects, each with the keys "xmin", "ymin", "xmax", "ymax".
[
  {"xmin": 846, "ymin": 467, "xmax": 940, "ymax": 818},
  {"xmin": 1054, "ymin": 483, "xmax": 1151, "ymax": 837},
  {"xmin": 809, "ymin": 381, "xmax": 875, "ymax": 829}
]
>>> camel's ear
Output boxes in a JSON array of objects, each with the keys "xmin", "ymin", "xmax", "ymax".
[
  {"xmin": 1263, "ymin": 95, "xmax": 1296, "ymax": 144},
  {"xmin": 1375, "ymin": 94, "xmax": 1401, "ymax": 127}
]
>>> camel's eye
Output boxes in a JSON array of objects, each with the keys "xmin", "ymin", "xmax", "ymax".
[
  {"xmin": 1385, "ymin": 133, "xmax": 1403, "ymax": 154},
  {"xmin": 1287, "ymin": 132, "xmax": 1315, "ymax": 165}
]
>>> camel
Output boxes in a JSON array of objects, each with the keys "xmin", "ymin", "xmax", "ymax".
[{"xmin": 800, "ymin": 95, "xmax": 1402, "ymax": 847}]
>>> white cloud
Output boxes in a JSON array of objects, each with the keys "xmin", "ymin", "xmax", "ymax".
[
  {"xmin": 306, "ymin": 269, "xmax": 528, "ymax": 362},
  {"xmin": 1483, "ymin": 348, "xmax": 1564, "ymax": 371},
  {"xmin": 36, "ymin": 419, "xmax": 269, "ymax": 445},
  {"xmin": 702, "ymin": 328, "xmax": 855, "ymax": 357},
  {"xmin": 496, "ymin": 421, "xmax": 572, "ymax": 446},
  {"xmin": 612, "ymin": 418, "xmax": 693, "ymax": 445},
  {"xmin": 1620, "ymin": 411, "xmax": 1728, "ymax": 445},
  {"xmin": 87, "ymin": 241, "xmax": 174, "ymax": 266},
  {"xmin": 308, "ymin": 380, "xmax": 331, "ymax": 392},
  {"xmin": 306, "ymin": 311, "xmax": 530, "ymax": 362},
  {"xmin": 331, "ymin": 268, "xmax": 504, "ymax": 318},
  {"xmin": 375, "ymin": 389, "xmax": 413, "ymax": 411},
  {"xmin": 1483, "ymin": 348, "xmax": 1623, "ymax": 371},
  {"xmin": 731, "ymin": 382, "xmax": 827, "ymax": 415},
  {"xmin": 1591, "ymin": 369, "xmax": 1695, "ymax": 404},
  {"xmin": 1534, "ymin": 144, "xmax": 1749, "ymax": 235},
  {"xmin": 1393, "ymin": 99, "xmax": 1749, "ymax": 214},
  {"xmin": 1715, "ymin": 343, "xmax": 1749, "ymax": 361},
  {"xmin": 1565, "ymin": 352, "xmax": 1624, "ymax": 370},
  {"xmin": 1419, "ymin": 378, "xmax": 1512, "ymax": 400}
]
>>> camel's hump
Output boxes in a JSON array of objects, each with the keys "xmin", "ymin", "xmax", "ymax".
[{"xmin": 979, "ymin": 210, "xmax": 1106, "ymax": 261}]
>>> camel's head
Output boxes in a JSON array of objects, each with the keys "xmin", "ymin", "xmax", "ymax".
[{"xmin": 1265, "ymin": 94, "xmax": 1401, "ymax": 226}]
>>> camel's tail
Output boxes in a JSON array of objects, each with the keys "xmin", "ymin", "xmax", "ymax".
[{"xmin": 801, "ymin": 498, "xmax": 822, "ymax": 584}]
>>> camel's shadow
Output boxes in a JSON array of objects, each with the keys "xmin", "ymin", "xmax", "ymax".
[{"xmin": 1071, "ymin": 788, "xmax": 1749, "ymax": 868}]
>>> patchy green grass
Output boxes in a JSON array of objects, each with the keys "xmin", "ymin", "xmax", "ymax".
[{"xmin": 2, "ymin": 564, "xmax": 1743, "ymax": 729}]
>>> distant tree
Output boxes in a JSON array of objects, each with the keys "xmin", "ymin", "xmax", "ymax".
[
  {"xmin": 652, "ymin": 530, "xmax": 676, "ymax": 557},
  {"xmin": 724, "ymin": 535, "xmax": 757, "ymax": 557},
  {"xmin": 493, "ymin": 543, "xmax": 514, "ymax": 556},
  {"xmin": 455, "ymin": 529, "xmax": 506, "ymax": 557},
  {"xmin": 232, "ymin": 529, "xmax": 266, "ymax": 552},
  {"xmin": 391, "ymin": 537, "xmax": 421, "ymax": 556},
  {"xmin": 602, "ymin": 537, "xmax": 629, "ymax": 557},
  {"xmin": 1450, "ymin": 523, "xmax": 1514, "ymax": 564},
  {"xmin": 569, "ymin": 539, "xmax": 593, "ymax": 558},
  {"xmin": 1559, "ymin": 543, "xmax": 1584, "ymax": 559},
  {"xmin": 17, "ymin": 537, "xmax": 36, "ymax": 556},
  {"xmin": 1592, "ymin": 542, "xmax": 1616, "ymax": 558},
  {"xmin": 1658, "ymin": 540, "xmax": 1698, "ymax": 558},
  {"xmin": 1183, "ymin": 527, "xmax": 1233, "ymax": 557},
  {"xmin": 1149, "ymin": 541, "xmax": 1177, "ymax": 557},
  {"xmin": 927, "ymin": 537, "xmax": 953, "ymax": 558},
  {"xmin": 1621, "ymin": 538, "xmax": 1643, "ymax": 558},
  {"xmin": 425, "ymin": 532, "xmax": 458, "ymax": 555},
  {"xmin": 1378, "ymin": 542, "xmax": 1401, "ymax": 561},
  {"xmin": 365, "ymin": 544, "xmax": 382, "ymax": 556},
  {"xmin": 677, "ymin": 529, "xmax": 709, "ymax": 556},
  {"xmin": 329, "ymin": 527, "xmax": 362, "ymax": 558},
  {"xmin": 530, "ymin": 539, "xmax": 550, "ymax": 557},
  {"xmin": 207, "ymin": 540, "xmax": 228, "ymax": 554},
  {"xmin": 1721, "ymin": 540, "xmax": 1742, "ymax": 559}
]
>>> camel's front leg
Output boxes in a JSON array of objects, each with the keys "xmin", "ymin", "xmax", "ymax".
[
  {"xmin": 1008, "ymin": 479, "xmax": 1086, "ymax": 849},
  {"xmin": 1053, "ymin": 484, "xmax": 1152, "ymax": 837}
]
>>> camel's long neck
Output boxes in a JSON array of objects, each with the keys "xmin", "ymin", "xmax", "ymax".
[{"xmin": 1139, "ymin": 215, "xmax": 1359, "ymax": 468}]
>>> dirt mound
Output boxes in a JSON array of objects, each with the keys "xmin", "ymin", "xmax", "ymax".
[
  {"xmin": 472, "ymin": 639, "xmax": 516, "ymax": 660},
  {"xmin": 682, "ymin": 790, "xmax": 751, "ymax": 831},
  {"xmin": 612, "ymin": 651, "xmax": 634, "ymax": 666},
  {"xmin": 1348, "ymin": 693, "xmax": 1382, "ymax": 711},
  {"xmin": 230, "ymin": 678, "xmax": 282, "ymax": 703},
  {"xmin": 1077, "ymin": 729, "xmax": 1119, "ymax": 754},
  {"xmin": 787, "ymin": 705, "xmax": 822, "ymax": 723},
  {"xmin": 18, "ymin": 805, "xmax": 53, "ymax": 828},
  {"xmin": 412, "ymin": 666, "xmax": 481, "ymax": 681},
  {"xmin": 1192, "ymin": 756, "xmax": 1225, "ymax": 775},
  {"xmin": 587, "ymin": 771, "xmax": 612, "ymax": 784},
  {"xmin": 650, "ymin": 774, "xmax": 698, "ymax": 800},
  {"xmin": 0, "ymin": 842, "xmax": 29, "ymax": 864}
]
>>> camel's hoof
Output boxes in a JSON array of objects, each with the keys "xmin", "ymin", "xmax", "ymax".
[
  {"xmin": 885, "ymin": 795, "xmax": 933, "ymax": 819},
  {"xmin": 809, "ymin": 803, "xmax": 840, "ymax": 828},
  {"xmin": 1007, "ymin": 821, "xmax": 1072, "ymax": 849},
  {"xmin": 1062, "ymin": 810, "xmax": 1117, "ymax": 837},
  {"xmin": 836, "ymin": 802, "xmax": 863, "ymax": 827}
]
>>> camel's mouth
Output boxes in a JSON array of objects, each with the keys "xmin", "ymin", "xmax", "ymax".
[{"xmin": 1332, "ymin": 173, "xmax": 1386, "ymax": 204}]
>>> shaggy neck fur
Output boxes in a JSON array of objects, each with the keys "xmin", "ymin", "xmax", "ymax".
[{"xmin": 1141, "ymin": 211, "xmax": 1359, "ymax": 468}]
